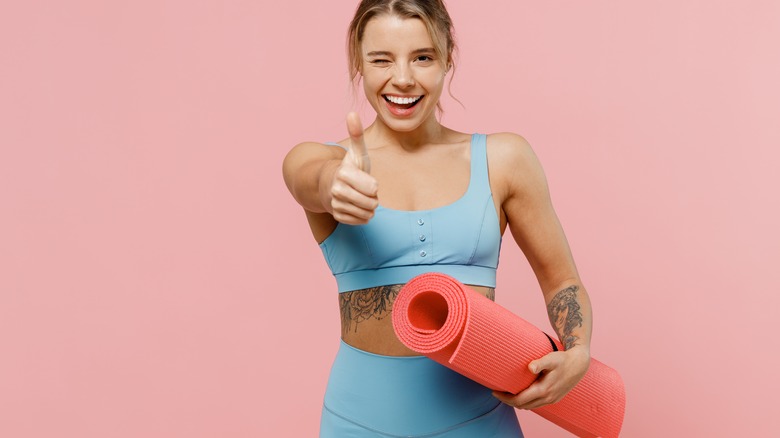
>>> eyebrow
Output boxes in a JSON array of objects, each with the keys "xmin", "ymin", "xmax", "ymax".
[{"xmin": 366, "ymin": 48, "xmax": 436, "ymax": 57}]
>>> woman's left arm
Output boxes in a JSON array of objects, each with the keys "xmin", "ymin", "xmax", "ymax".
[{"xmin": 488, "ymin": 133, "xmax": 592, "ymax": 410}]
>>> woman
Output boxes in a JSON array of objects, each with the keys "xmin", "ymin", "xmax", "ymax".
[{"xmin": 282, "ymin": 0, "xmax": 592, "ymax": 436}]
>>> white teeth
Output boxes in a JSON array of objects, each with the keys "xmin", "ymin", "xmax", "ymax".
[{"xmin": 386, "ymin": 95, "xmax": 422, "ymax": 105}]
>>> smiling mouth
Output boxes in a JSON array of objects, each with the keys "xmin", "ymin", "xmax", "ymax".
[{"xmin": 383, "ymin": 95, "xmax": 423, "ymax": 109}]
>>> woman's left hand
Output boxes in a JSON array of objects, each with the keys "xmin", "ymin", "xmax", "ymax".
[{"xmin": 492, "ymin": 346, "xmax": 590, "ymax": 410}]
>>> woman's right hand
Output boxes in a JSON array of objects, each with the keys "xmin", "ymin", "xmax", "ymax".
[{"xmin": 325, "ymin": 112, "xmax": 379, "ymax": 225}]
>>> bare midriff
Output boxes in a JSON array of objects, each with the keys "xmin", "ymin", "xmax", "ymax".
[{"xmin": 339, "ymin": 283, "xmax": 496, "ymax": 356}]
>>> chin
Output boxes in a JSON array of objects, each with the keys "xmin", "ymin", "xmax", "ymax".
[
  {"xmin": 379, "ymin": 107, "xmax": 436, "ymax": 133},
  {"xmin": 383, "ymin": 118, "xmax": 422, "ymax": 132}
]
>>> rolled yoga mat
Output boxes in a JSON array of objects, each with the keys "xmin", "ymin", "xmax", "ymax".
[{"xmin": 392, "ymin": 273, "xmax": 625, "ymax": 438}]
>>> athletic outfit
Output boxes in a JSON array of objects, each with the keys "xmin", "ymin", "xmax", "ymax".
[{"xmin": 318, "ymin": 134, "xmax": 523, "ymax": 437}]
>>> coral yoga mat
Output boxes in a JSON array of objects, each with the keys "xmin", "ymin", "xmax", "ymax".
[{"xmin": 392, "ymin": 273, "xmax": 625, "ymax": 438}]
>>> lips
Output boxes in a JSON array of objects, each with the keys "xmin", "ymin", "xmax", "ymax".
[
  {"xmin": 384, "ymin": 95, "xmax": 423, "ymax": 106},
  {"xmin": 383, "ymin": 94, "xmax": 423, "ymax": 116}
]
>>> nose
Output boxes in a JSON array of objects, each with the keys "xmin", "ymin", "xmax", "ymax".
[{"xmin": 391, "ymin": 63, "xmax": 415, "ymax": 88}]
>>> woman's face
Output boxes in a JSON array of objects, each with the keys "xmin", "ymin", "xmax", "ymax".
[{"xmin": 360, "ymin": 15, "xmax": 448, "ymax": 133}]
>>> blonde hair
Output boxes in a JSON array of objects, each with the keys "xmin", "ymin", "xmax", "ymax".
[{"xmin": 346, "ymin": 0, "xmax": 459, "ymax": 112}]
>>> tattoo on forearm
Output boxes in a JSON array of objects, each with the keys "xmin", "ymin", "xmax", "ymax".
[
  {"xmin": 547, "ymin": 285, "xmax": 583, "ymax": 350},
  {"xmin": 485, "ymin": 288, "xmax": 495, "ymax": 302},
  {"xmin": 339, "ymin": 285, "xmax": 401, "ymax": 336}
]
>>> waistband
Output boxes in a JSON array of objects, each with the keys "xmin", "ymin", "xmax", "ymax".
[{"xmin": 323, "ymin": 340, "xmax": 500, "ymax": 436}]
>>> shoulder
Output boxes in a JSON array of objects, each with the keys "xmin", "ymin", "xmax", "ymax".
[
  {"xmin": 485, "ymin": 132, "xmax": 544, "ymax": 178},
  {"xmin": 283, "ymin": 140, "xmax": 346, "ymax": 169},
  {"xmin": 286, "ymin": 140, "xmax": 347, "ymax": 159},
  {"xmin": 487, "ymin": 132, "xmax": 548, "ymax": 206}
]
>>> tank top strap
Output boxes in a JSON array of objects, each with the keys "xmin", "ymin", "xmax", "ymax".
[{"xmin": 469, "ymin": 133, "xmax": 490, "ymax": 195}]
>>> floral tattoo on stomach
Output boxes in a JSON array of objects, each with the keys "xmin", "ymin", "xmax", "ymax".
[{"xmin": 339, "ymin": 284, "xmax": 495, "ymax": 336}]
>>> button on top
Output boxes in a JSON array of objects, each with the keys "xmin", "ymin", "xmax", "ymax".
[
  {"xmin": 419, "ymin": 234, "xmax": 426, "ymax": 241},
  {"xmin": 417, "ymin": 219, "xmax": 425, "ymax": 226}
]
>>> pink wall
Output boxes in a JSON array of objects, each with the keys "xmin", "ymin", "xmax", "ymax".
[{"xmin": 1, "ymin": 1, "xmax": 778, "ymax": 436}]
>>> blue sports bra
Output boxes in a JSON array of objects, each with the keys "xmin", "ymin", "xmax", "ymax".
[{"xmin": 319, "ymin": 133, "xmax": 502, "ymax": 293}]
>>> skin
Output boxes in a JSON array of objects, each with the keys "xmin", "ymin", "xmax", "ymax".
[{"xmin": 282, "ymin": 14, "xmax": 592, "ymax": 411}]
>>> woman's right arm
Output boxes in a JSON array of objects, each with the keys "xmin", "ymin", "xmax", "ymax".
[
  {"xmin": 282, "ymin": 141, "xmax": 343, "ymax": 213},
  {"xmin": 282, "ymin": 118, "xmax": 378, "ymax": 225}
]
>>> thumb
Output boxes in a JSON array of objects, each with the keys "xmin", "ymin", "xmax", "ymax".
[
  {"xmin": 346, "ymin": 112, "xmax": 371, "ymax": 173},
  {"xmin": 528, "ymin": 355, "xmax": 554, "ymax": 375}
]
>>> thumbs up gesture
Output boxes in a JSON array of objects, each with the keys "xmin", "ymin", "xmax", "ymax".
[
  {"xmin": 346, "ymin": 112, "xmax": 371, "ymax": 174},
  {"xmin": 327, "ymin": 112, "xmax": 378, "ymax": 225}
]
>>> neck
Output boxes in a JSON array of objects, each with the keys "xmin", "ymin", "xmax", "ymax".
[{"xmin": 365, "ymin": 113, "xmax": 445, "ymax": 150}]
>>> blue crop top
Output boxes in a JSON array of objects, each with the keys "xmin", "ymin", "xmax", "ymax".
[{"xmin": 319, "ymin": 133, "xmax": 502, "ymax": 293}]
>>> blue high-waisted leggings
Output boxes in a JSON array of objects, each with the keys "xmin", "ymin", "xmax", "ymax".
[{"xmin": 320, "ymin": 340, "xmax": 523, "ymax": 437}]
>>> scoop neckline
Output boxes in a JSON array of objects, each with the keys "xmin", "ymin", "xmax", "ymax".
[{"xmin": 376, "ymin": 134, "xmax": 476, "ymax": 214}]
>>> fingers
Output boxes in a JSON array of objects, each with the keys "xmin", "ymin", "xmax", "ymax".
[
  {"xmin": 346, "ymin": 112, "xmax": 371, "ymax": 173},
  {"xmin": 330, "ymin": 166, "xmax": 378, "ymax": 224},
  {"xmin": 330, "ymin": 209, "xmax": 374, "ymax": 225},
  {"xmin": 493, "ymin": 381, "xmax": 560, "ymax": 411},
  {"xmin": 493, "ymin": 353, "xmax": 568, "ymax": 410},
  {"xmin": 528, "ymin": 353, "xmax": 556, "ymax": 375},
  {"xmin": 326, "ymin": 112, "xmax": 377, "ymax": 224}
]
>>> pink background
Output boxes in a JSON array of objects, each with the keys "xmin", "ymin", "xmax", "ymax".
[{"xmin": 1, "ymin": 1, "xmax": 778, "ymax": 436}]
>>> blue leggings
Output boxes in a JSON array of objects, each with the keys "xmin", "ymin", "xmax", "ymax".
[{"xmin": 320, "ymin": 340, "xmax": 523, "ymax": 437}]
